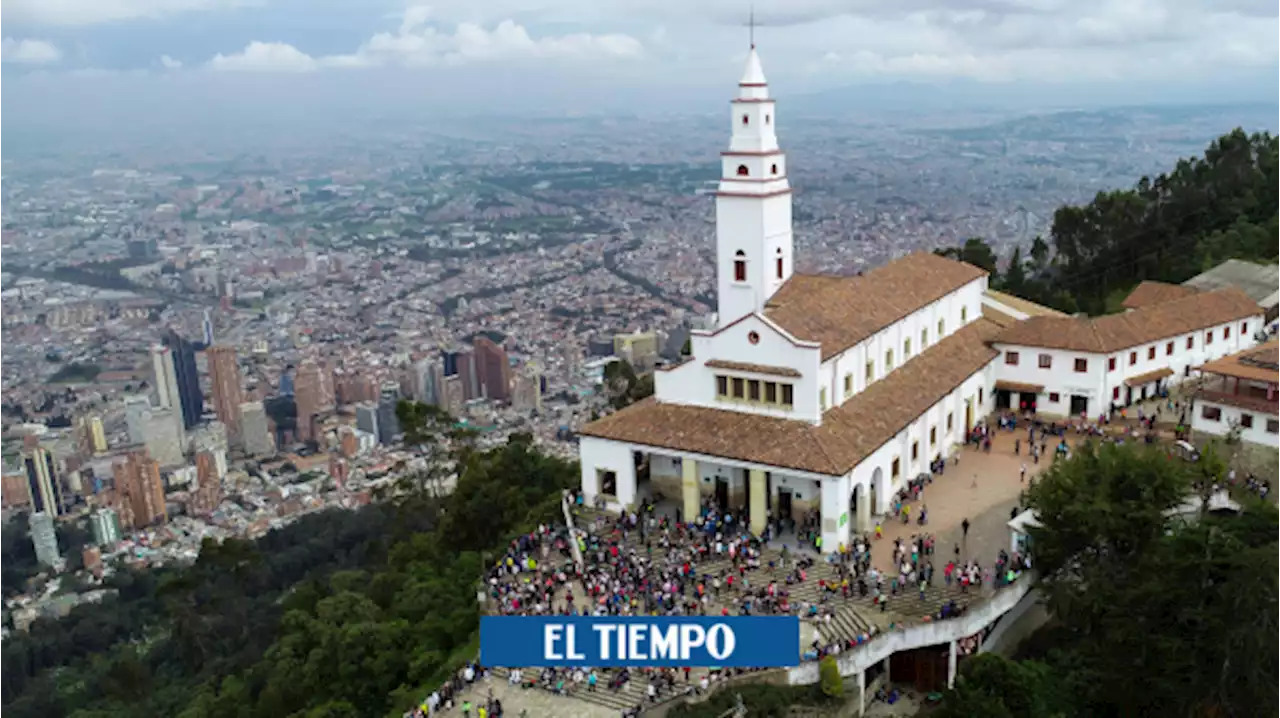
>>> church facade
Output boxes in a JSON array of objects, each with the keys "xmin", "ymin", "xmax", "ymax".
[{"xmin": 576, "ymin": 48, "xmax": 1265, "ymax": 553}]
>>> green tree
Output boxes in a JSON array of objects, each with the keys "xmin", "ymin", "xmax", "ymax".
[
  {"xmin": 818, "ymin": 656, "xmax": 843, "ymax": 699},
  {"xmin": 1025, "ymin": 441, "xmax": 1278, "ymax": 717},
  {"xmin": 937, "ymin": 653, "xmax": 1065, "ymax": 718}
]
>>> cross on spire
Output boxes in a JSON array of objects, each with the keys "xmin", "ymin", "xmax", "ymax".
[{"xmin": 747, "ymin": 6, "xmax": 756, "ymax": 49}]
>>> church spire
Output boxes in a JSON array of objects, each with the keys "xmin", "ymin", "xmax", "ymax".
[{"xmin": 714, "ymin": 40, "xmax": 794, "ymax": 327}]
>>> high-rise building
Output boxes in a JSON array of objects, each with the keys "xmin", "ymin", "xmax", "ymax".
[
  {"xmin": 76, "ymin": 415, "xmax": 109, "ymax": 456},
  {"xmin": 513, "ymin": 364, "xmax": 544, "ymax": 413},
  {"xmin": 144, "ymin": 408, "xmax": 185, "ymax": 466},
  {"xmin": 240, "ymin": 401, "xmax": 275, "ymax": 456},
  {"xmin": 202, "ymin": 309, "xmax": 215, "ymax": 346},
  {"xmin": 150, "ymin": 344, "xmax": 187, "ymax": 445},
  {"xmin": 90, "ymin": 508, "xmax": 123, "ymax": 547},
  {"xmin": 473, "ymin": 337, "xmax": 512, "ymax": 403},
  {"xmin": 375, "ymin": 384, "xmax": 401, "ymax": 445},
  {"xmin": 124, "ymin": 395, "xmax": 151, "ymax": 445},
  {"xmin": 113, "ymin": 450, "xmax": 167, "ymax": 529},
  {"xmin": 409, "ymin": 359, "xmax": 439, "ymax": 404},
  {"xmin": 293, "ymin": 360, "xmax": 329, "ymax": 443},
  {"xmin": 329, "ymin": 453, "xmax": 348, "ymax": 493},
  {"xmin": 442, "ymin": 375, "xmax": 465, "ymax": 416},
  {"xmin": 23, "ymin": 446, "xmax": 64, "ymax": 516},
  {"xmin": 89, "ymin": 416, "xmax": 108, "ymax": 454},
  {"xmin": 355, "ymin": 403, "xmax": 379, "ymax": 438},
  {"xmin": 164, "ymin": 330, "xmax": 204, "ymax": 429},
  {"xmin": 207, "ymin": 345, "xmax": 244, "ymax": 446},
  {"xmin": 192, "ymin": 450, "xmax": 225, "ymax": 516},
  {"xmin": 29, "ymin": 512, "xmax": 60, "ymax": 567}
]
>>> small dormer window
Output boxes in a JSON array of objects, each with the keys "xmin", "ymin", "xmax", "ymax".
[
  {"xmin": 742, "ymin": 114, "xmax": 749, "ymax": 125},
  {"xmin": 736, "ymin": 165, "xmax": 749, "ymax": 176},
  {"xmin": 734, "ymin": 250, "xmax": 747, "ymax": 282}
]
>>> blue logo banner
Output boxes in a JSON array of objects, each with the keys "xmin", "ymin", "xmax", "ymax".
[{"xmin": 480, "ymin": 615, "xmax": 799, "ymax": 668}]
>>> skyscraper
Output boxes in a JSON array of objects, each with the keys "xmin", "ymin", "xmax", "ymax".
[
  {"xmin": 207, "ymin": 345, "xmax": 244, "ymax": 446},
  {"xmin": 192, "ymin": 450, "xmax": 225, "ymax": 516},
  {"xmin": 202, "ymin": 309, "xmax": 215, "ymax": 346},
  {"xmin": 23, "ymin": 446, "xmax": 64, "ymax": 516},
  {"xmin": 240, "ymin": 401, "xmax": 275, "ymax": 456},
  {"xmin": 144, "ymin": 408, "xmax": 185, "ymax": 466},
  {"xmin": 124, "ymin": 395, "xmax": 151, "ymax": 445},
  {"xmin": 473, "ymin": 337, "xmax": 512, "ymax": 403},
  {"xmin": 293, "ymin": 359, "xmax": 328, "ymax": 443},
  {"xmin": 150, "ymin": 344, "xmax": 186, "ymax": 446},
  {"xmin": 355, "ymin": 403, "xmax": 379, "ymax": 438},
  {"xmin": 163, "ymin": 330, "xmax": 203, "ymax": 429},
  {"xmin": 375, "ymin": 384, "xmax": 401, "ymax": 445},
  {"xmin": 29, "ymin": 512, "xmax": 60, "ymax": 567},
  {"xmin": 90, "ymin": 508, "xmax": 123, "ymax": 547},
  {"xmin": 113, "ymin": 450, "xmax": 167, "ymax": 529}
]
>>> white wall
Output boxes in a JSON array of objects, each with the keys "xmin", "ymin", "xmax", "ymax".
[
  {"xmin": 715, "ymin": 193, "xmax": 794, "ymax": 325},
  {"xmin": 1192, "ymin": 400, "xmax": 1279, "ymax": 447},
  {"xmin": 994, "ymin": 313, "xmax": 1263, "ymax": 417},
  {"xmin": 579, "ymin": 436, "xmax": 636, "ymax": 510},
  {"xmin": 846, "ymin": 364, "xmax": 994, "ymax": 520},
  {"xmin": 822, "ymin": 278, "xmax": 986, "ymax": 410},
  {"xmin": 787, "ymin": 574, "xmax": 1036, "ymax": 685},
  {"xmin": 656, "ymin": 313, "xmax": 823, "ymax": 423},
  {"xmin": 991, "ymin": 346, "xmax": 1107, "ymax": 417}
]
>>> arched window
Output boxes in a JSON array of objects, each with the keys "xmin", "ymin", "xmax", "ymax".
[
  {"xmin": 765, "ymin": 114, "xmax": 771, "ymax": 125},
  {"xmin": 775, "ymin": 248, "xmax": 784, "ymax": 279},
  {"xmin": 770, "ymin": 163, "xmax": 778, "ymax": 175},
  {"xmin": 734, "ymin": 250, "xmax": 747, "ymax": 282},
  {"xmin": 736, "ymin": 165, "xmax": 749, "ymax": 177},
  {"xmin": 742, "ymin": 114, "xmax": 749, "ymax": 125}
]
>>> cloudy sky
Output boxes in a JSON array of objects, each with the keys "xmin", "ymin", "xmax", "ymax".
[{"xmin": 2, "ymin": 0, "xmax": 1277, "ymax": 131}]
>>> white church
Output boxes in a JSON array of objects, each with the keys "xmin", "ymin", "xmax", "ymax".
[{"xmin": 577, "ymin": 47, "xmax": 1266, "ymax": 552}]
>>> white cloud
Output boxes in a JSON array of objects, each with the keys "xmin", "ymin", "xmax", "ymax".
[
  {"xmin": 205, "ymin": 13, "xmax": 645, "ymax": 73},
  {"xmin": 160, "ymin": 54, "xmax": 182, "ymax": 69},
  {"xmin": 401, "ymin": 0, "xmax": 1276, "ymax": 83},
  {"xmin": 2, "ymin": 0, "xmax": 259, "ymax": 27},
  {"xmin": 208, "ymin": 41, "xmax": 318, "ymax": 72},
  {"xmin": 1, "ymin": 38, "xmax": 62, "ymax": 64}
]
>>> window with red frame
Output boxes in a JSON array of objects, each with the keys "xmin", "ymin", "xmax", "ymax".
[
  {"xmin": 1038, "ymin": 354, "xmax": 1052, "ymax": 369},
  {"xmin": 1108, "ymin": 357, "xmax": 1116, "ymax": 371},
  {"xmin": 1129, "ymin": 351, "xmax": 1137, "ymax": 365},
  {"xmin": 1166, "ymin": 341, "xmax": 1173, "ymax": 355},
  {"xmin": 1074, "ymin": 358, "xmax": 1088, "ymax": 372},
  {"xmin": 1005, "ymin": 351, "xmax": 1019, "ymax": 365},
  {"xmin": 733, "ymin": 250, "xmax": 746, "ymax": 281},
  {"xmin": 1186, "ymin": 336, "xmax": 1194, "ymax": 349},
  {"xmin": 1206, "ymin": 330, "xmax": 1214, "ymax": 344},
  {"xmin": 1147, "ymin": 346, "xmax": 1156, "ymax": 360},
  {"xmin": 1112, "ymin": 387, "xmax": 1120, "ymax": 400}
]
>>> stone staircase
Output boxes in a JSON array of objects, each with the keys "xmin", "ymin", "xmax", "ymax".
[
  {"xmin": 487, "ymin": 666, "xmax": 697, "ymax": 713},
  {"xmin": 480, "ymin": 507, "xmax": 987, "ymax": 715}
]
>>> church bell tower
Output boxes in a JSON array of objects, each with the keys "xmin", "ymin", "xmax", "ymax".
[{"xmin": 715, "ymin": 43, "xmax": 794, "ymax": 327}]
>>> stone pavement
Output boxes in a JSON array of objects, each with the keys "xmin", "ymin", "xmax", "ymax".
[{"xmin": 436, "ymin": 671, "xmax": 618, "ymax": 718}]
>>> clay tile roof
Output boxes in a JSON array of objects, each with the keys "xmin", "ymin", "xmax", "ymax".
[
  {"xmin": 704, "ymin": 359, "xmax": 802, "ymax": 378},
  {"xmin": 580, "ymin": 318, "xmax": 1002, "ymax": 476},
  {"xmin": 1198, "ymin": 341, "xmax": 1280, "ymax": 384},
  {"xmin": 764, "ymin": 253, "xmax": 988, "ymax": 361},
  {"xmin": 994, "ymin": 287, "xmax": 1261, "ymax": 353},
  {"xmin": 1121, "ymin": 280, "xmax": 1200, "ymax": 310}
]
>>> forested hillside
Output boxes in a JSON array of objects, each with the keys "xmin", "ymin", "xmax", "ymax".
[
  {"xmin": 938, "ymin": 128, "xmax": 1278, "ymax": 315},
  {"xmin": 937, "ymin": 442, "xmax": 1278, "ymax": 718},
  {"xmin": 1, "ymin": 407, "xmax": 575, "ymax": 718}
]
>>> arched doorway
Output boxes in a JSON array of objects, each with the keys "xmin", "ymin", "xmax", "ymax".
[
  {"xmin": 870, "ymin": 467, "xmax": 886, "ymax": 516},
  {"xmin": 851, "ymin": 482, "xmax": 871, "ymax": 532}
]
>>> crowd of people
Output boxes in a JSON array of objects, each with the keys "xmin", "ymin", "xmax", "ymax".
[{"xmin": 412, "ymin": 449, "xmax": 1047, "ymax": 716}]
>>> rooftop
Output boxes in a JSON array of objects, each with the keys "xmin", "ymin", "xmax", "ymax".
[
  {"xmin": 1120, "ymin": 280, "xmax": 1200, "ymax": 310},
  {"xmin": 580, "ymin": 318, "xmax": 1002, "ymax": 476},
  {"xmin": 765, "ymin": 252, "xmax": 988, "ymax": 361},
  {"xmin": 1183, "ymin": 259, "xmax": 1280, "ymax": 308},
  {"xmin": 993, "ymin": 286, "xmax": 1260, "ymax": 353},
  {"xmin": 1197, "ymin": 341, "xmax": 1279, "ymax": 384}
]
